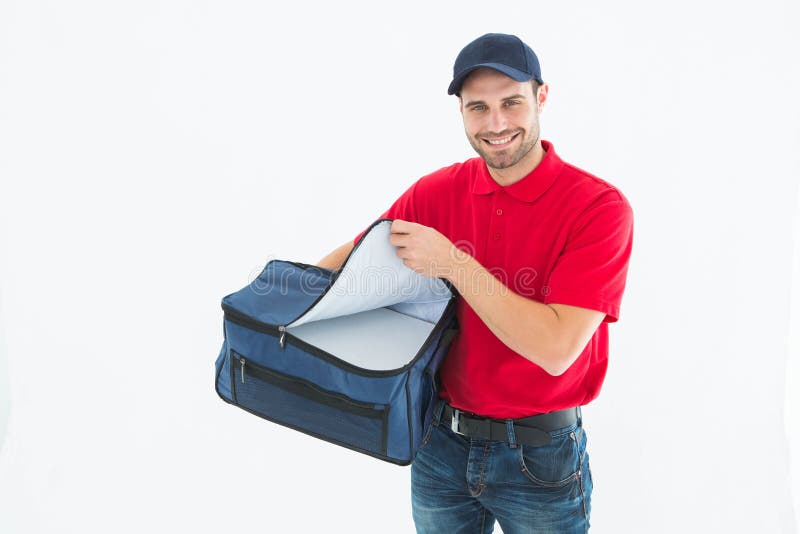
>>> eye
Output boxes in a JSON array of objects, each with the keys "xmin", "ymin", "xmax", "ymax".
[
  {"xmin": 471, "ymin": 105, "xmax": 486, "ymax": 112},
  {"xmin": 504, "ymin": 100, "xmax": 519, "ymax": 107}
]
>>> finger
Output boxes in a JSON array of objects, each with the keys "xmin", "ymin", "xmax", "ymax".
[
  {"xmin": 390, "ymin": 219, "xmax": 413, "ymax": 234},
  {"xmin": 388, "ymin": 233, "xmax": 409, "ymax": 247}
]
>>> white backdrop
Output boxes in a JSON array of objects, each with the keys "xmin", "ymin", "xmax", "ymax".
[{"xmin": 1, "ymin": 1, "xmax": 799, "ymax": 533}]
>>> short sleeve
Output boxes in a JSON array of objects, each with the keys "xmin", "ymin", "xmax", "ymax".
[
  {"xmin": 542, "ymin": 196, "xmax": 634, "ymax": 323},
  {"xmin": 352, "ymin": 180, "xmax": 421, "ymax": 245}
]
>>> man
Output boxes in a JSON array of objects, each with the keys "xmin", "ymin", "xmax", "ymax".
[{"xmin": 317, "ymin": 33, "xmax": 633, "ymax": 533}]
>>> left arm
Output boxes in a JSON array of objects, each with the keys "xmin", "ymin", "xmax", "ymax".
[{"xmin": 389, "ymin": 219, "xmax": 605, "ymax": 376}]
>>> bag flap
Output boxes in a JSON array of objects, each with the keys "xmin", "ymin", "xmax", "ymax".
[{"xmin": 288, "ymin": 219, "xmax": 452, "ymax": 328}]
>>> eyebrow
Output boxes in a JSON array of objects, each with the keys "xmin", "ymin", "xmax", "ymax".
[{"xmin": 464, "ymin": 93, "xmax": 527, "ymax": 108}]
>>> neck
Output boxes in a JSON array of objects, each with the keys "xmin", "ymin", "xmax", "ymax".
[{"xmin": 487, "ymin": 140, "xmax": 545, "ymax": 186}]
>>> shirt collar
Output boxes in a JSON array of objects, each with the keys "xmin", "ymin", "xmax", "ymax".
[{"xmin": 471, "ymin": 139, "xmax": 564, "ymax": 202}]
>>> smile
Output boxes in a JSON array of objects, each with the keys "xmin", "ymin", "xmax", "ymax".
[{"xmin": 482, "ymin": 133, "xmax": 519, "ymax": 148}]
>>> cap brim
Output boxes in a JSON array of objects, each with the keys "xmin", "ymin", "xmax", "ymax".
[{"xmin": 447, "ymin": 63, "xmax": 535, "ymax": 95}]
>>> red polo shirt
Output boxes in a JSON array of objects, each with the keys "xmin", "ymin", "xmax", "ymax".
[{"xmin": 354, "ymin": 140, "xmax": 634, "ymax": 418}]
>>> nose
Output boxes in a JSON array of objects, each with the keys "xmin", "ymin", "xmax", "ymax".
[{"xmin": 486, "ymin": 107, "xmax": 508, "ymax": 134}]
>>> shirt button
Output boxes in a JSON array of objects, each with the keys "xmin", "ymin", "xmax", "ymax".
[
  {"xmin": 496, "ymin": 209, "xmax": 503, "ymax": 216},
  {"xmin": 494, "ymin": 232, "xmax": 501, "ymax": 240}
]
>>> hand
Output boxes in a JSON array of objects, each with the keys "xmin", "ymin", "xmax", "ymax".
[{"xmin": 388, "ymin": 219, "xmax": 467, "ymax": 279}]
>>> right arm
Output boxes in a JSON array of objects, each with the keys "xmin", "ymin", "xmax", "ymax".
[{"xmin": 316, "ymin": 240, "xmax": 355, "ymax": 270}]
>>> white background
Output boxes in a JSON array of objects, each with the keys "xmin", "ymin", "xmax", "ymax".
[{"xmin": 1, "ymin": 1, "xmax": 799, "ymax": 533}]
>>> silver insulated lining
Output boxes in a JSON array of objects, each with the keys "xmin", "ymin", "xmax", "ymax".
[{"xmin": 286, "ymin": 221, "xmax": 453, "ymax": 371}]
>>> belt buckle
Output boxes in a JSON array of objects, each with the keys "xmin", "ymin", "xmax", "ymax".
[{"xmin": 451, "ymin": 409, "xmax": 463, "ymax": 435}]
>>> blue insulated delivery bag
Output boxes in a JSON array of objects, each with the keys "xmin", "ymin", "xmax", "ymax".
[{"xmin": 214, "ymin": 219, "xmax": 459, "ymax": 465}]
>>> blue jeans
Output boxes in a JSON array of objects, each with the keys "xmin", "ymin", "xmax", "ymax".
[{"xmin": 411, "ymin": 400, "xmax": 592, "ymax": 533}]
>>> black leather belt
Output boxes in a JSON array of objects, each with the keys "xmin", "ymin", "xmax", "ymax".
[{"xmin": 441, "ymin": 404, "xmax": 580, "ymax": 447}]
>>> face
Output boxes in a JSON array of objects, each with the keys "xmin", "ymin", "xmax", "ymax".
[{"xmin": 459, "ymin": 68, "xmax": 546, "ymax": 171}]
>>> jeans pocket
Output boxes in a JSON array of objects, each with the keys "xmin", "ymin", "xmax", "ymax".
[{"xmin": 517, "ymin": 426, "xmax": 581, "ymax": 488}]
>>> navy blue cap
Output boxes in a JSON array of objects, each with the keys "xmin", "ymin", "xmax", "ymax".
[{"xmin": 448, "ymin": 33, "xmax": 543, "ymax": 96}]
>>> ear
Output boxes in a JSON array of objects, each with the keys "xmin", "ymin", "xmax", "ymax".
[
  {"xmin": 537, "ymin": 84, "xmax": 549, "ymax": 113},
  {"xmin": 458, "ymin": 96, "xmax": 463, "ymax": 114}
]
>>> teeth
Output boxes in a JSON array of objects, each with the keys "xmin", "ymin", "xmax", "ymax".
[{"xmin": 486, "ymin": 135, "xmax": 514, "ymax": 145}]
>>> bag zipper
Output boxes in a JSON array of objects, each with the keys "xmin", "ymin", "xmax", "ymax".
[
  {"xmin": 232, "ymin": 352, "xmax": 386, "ymax": 419},
  {"xmin": 283, "ymin": 218, "xmax": 392, "ymax": 328},
  {"xmin": 222, "ymin": 295, "xmax": 457, "ymax": 378}
]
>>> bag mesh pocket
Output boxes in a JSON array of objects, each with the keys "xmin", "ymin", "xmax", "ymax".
[{"xmin": 230, "ymin": 350, "xmax": 389, "ymax": 456}]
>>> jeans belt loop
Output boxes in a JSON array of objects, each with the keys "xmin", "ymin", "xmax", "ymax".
[{"xmin": 505, "ymin": 419, "xmax": 518, "ymax": 448}]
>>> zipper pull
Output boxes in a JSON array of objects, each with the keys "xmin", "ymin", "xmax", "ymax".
[
  {"xmin": 240, "ymin": 357, "xmax": 246, "ymax": 384},
  {"xmin": 278, "ymin": 326, "xmax": 286, "ymax": 349}
]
